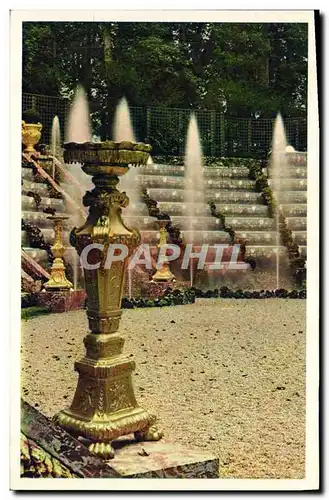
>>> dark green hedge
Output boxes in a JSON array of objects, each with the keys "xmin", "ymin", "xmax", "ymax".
[
  {"xmin": 192, "ymin": 286, "xmax": 306, "ymax": 299},
  {"xmin": 140, "ymin": 187, "xmax": 183, "ymax": 247},
  {"xmin": 22, "ymin": 284, "xmax": 305, "ymax": 319},
  {"xmin": 121, "ymin": 286, "xmax": 306, "ymax": 308},
  {"xmin": 122, "ymin": 287, "xmax": 196, "ymax": 308},
  {"xmin": 152, "ymin": 156, "xmax": 263, "ymax": 167}
]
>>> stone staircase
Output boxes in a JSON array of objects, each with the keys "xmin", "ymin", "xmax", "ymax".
[
  {"xmin": 125, "ymin": 155, "xmax": 307, "ymax": 263},
  {"xmin": 21, "ymin": 153, "xmax": 307, "ymax": 284},
  {"xmin": 21, "ymin": 159, "xmax": 77, "ymax": 270},
  {"xmin": 272, "ymin": 155, "xmax": 307, "ymax": 255}
]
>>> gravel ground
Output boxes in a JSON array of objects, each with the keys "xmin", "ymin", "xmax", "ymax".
[{"xmin": 21, "ymin": 299, "xmax": 306, "ymax": 479}]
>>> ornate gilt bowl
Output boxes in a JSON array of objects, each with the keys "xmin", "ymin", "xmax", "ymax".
[{"xmin": 64, "ymin": 140, "xmax": 152, "ymax": 177}]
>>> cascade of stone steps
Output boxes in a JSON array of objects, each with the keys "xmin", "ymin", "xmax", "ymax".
[
  {"xmin": 21, "ymin": 158, "xmax": 77, "ymax": 270},
  {"xmin": 263, "ymin": 153, "xmax": 307, "ymax": 261},
  {"xmin": 270, "ymin": 153, "xmax": 307, "ymax": 255},
  {"xmin": 21, "ymin": 153, "xmax": 307, "ymax": 281},
  {"xmin": 123, "ymin": 156, "xmax": 307, "ymax": 263}
]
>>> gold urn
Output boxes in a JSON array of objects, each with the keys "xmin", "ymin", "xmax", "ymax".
[
  {"xmin": 54, "ymin": 141, "xmax": 163, "ymax": 459},
  {"xmin": 22, "ymin": 120, "xmax": 42, "ymax": 154}
]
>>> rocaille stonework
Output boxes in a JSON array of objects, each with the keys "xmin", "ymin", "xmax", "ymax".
[{"xmin": 54, "ymin": 141, "xmax": 163, "ymax": 459}]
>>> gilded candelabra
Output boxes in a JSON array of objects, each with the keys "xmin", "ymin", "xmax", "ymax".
[
  {"xmin": 44, "ymin": 216, "xmax": 73, "ymax": 290},
  {"xmin": 54, "ymin": 141, "xmax": 163, "ymax": 459},
  {"xmin": 152, "ymin": 220, "xmax": 176, "ymax": 282}
]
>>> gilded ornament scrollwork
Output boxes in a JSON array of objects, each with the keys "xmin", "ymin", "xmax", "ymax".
[
  {"xmin": 106, "ymin": 378, "xmax": 133, "ymax": 413},
  {"xmin": 95, "ymin": 385, "xmax": 105, "ymax": 419},
  {"xmin": 71, "ymin": 380, "xmax": 99, "ymax": 414}
]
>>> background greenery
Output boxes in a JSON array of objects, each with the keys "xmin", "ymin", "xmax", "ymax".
[{"xmin": 23, "ymin": 21, "xmax": 308, "ymax": 140}]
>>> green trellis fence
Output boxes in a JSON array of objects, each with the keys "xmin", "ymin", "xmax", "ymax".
[{"xmin": 22, "ymin": 93, "xmax": 307, "ymax": 159}]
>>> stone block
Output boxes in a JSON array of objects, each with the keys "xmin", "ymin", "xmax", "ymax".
[
  {"xmin": 109, "ymin": 437, "xmax": 219, "ymax": 478},
  {"xmin": 35, "ymin": 289, "xmax": 86, "ymax": 313}
]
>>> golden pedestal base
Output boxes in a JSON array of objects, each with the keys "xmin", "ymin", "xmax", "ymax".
[
  {"xmin": 54, "ymin": 333, "xmax": 162, "ymax": 459},
  {"xmin": 152, "ymin": 263, "xmax": 176, "ymax": 282},
  {"xmin": 44, "ymin": 258, "xmax": 73, "ymax": 290}
]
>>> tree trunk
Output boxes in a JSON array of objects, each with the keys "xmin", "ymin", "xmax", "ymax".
[{"xmin": 100, "ymin": 24, "xmax": 116, "ymax": 138}]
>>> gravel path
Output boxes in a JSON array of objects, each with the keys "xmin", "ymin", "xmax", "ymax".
[{"xmin": 21, "ymin": 299, "xmax": 306, "ymax": 478}]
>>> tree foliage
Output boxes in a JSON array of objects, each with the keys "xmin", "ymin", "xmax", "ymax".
[{"xmin": 22, "ymin": 21, "xmax": 308, "ymax": 136}]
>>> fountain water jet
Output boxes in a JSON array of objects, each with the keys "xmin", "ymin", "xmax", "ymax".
[
  {"xmin": 65, "ymin": 85, "xmax": 93, "ymax": 202},
  {"xmin": 65, "ymin": 86, "xmax": 93, "ymax": 211},
  {"xmin": 114, "ymin": 97, "xmax": 148, "ymax": 291},
  {"xmin": 128, "ymin": 267, "xmax": 133, "ymax": 299},
  {"xmin": 72, "ymin": 251, "xmax": 79, "ymax": 291},
  {"xmin": 66, "ymin": 85, "xmax": 91, "ymax": 143},
  {"xmin": 114, "ymin": 97, "xmax": 136, "ymax": 143},
  {"xmin": 114, "ymin": 97, "xmax": 142, "ymax": 217},
  {"xmin": 64, "ymin": 86, "xmax": 94, "ymax": 287},
  {"xmin": 51, "ymin": 116, "xmax": 61, "ymax": 178},
  {"xmin": 269, "ymin": 113, "xmax": 288, "ymax": 289},
  {"xmin": 184, "ymin": 114, "xmax": 205, "ymax": 286}
]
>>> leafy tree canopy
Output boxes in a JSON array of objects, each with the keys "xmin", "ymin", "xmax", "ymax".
[{"xmin": 22, "ymin": 21, "xmax": 308, "ymax": 136}]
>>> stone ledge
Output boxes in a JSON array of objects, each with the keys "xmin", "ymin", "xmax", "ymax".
[
  {"xmin": 21, "ymin": 401, "xmax": 219, "ymax": 479},
  {"xmin": 109, "ymin": 437, "xmax": 219, "ymax": 478}
]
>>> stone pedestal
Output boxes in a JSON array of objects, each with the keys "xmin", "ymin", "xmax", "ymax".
[
  {"xmin": 109, "ymin": 437, "xmax": 219, "ymax": 478},
  {"xmin": 141, "ymin": 281, "xmax": 191, "ymax": 299},
  {"xmin": 36, "ymin": 289, "xmax": 86, "ymax": 313}
]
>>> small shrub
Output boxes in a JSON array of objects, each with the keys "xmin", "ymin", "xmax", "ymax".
[
  {"xmin": 220, "ymin": 286, "xmax": 231, "ymax": 298},
  {"xmin": 21, "ymin": 306, "xmax": 51, "ymax": 321},
  {"xmin": 21, "ymin": 293, "xmax": 37, "ymax": 309},
  {"xmin": 22, "ymin": 108, "xmax": 42, "ymax": 124}
]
